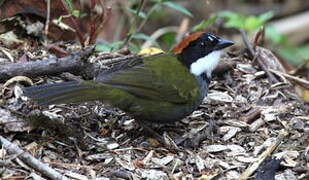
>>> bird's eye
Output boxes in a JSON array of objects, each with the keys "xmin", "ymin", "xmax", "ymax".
[{"xmin": 200, "ymin": 42, "xmax": 205, "ymax": 47}]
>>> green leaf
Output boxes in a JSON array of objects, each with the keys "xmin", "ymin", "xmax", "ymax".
[
  {"xmin": 71, "ymin": 10, "xmax": 81, "ymax": 18},
  {"xmin": 218, "ymin": 11, "xmax": 245, "ymax": 29},
  {"xmin": 278, "ymin": 45, "xmax": 309, "ymax": 68},
  {"xmin": 218, "ymin": 11, "xmax": 241, "ymax": 20},
  {"xmin": 95, "ymin": 41, "xmax": 123, "ymax": 52},
  {"xmin": 224, "ymin": 19, "xmax": 244, "ymax": 29},
  {"xmin": 128, "ymin": 42, "xmax": 141, "ymax": 53},
  {"xmin": 192, "ymin": 15, "xmax": 218, "ymax": 32},
  {"xmin": 132, "ymin": 33, "xmax": 159, "ymax": 46},
  {"xmin": 162, "ymin": 1, "xmax": 193, "ymax": 17},
  {"xmin": 160, "ymin": 32, "xmax": 176, "ymax": 50},
  {"xmin": 244, "ymin": 16, "xmax": 260, "ymax": 32},
  {"xmin": 244, "ymin": 11, "xmax": 274, "ymax": 32},
  {"xmin": 63, "ymin": 0, "xmax": 74, "ymax": 12},
  {"xmin": 258, "ymin": 11, "xmax": 274, "ymax": 24},
  {"xmin": 218, "ymin": 11, "xmax": 274, "ymax": 33},
  {"xmin": 265, "ymin": 26, "xmax": 287, "ymax": 45}
]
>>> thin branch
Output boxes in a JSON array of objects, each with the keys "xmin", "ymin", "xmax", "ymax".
[
  {"xmin": 0, "ymin": 136, "xmax": 70, "ymax": 180},
  {"xmin": 0, "ymin": 47, "xmax": 94, "ymax": 82},
  {"xmin": 0, "ymin": 49, "xmax": 236, "ymax": 83},
  {"xmin": 269, "ymin": 69, "xmax": 309, "ymax": 89},
  {"xmin": 240, "ymin": 29, "xmax": 279, "ymax": 84},
  {"xmin": 44, "ymin": 0, "xmax": 51, "ymax": 42},
  {"xmin": 121, "ymin": 0, "xmax": 149, "ymax": 48},
  {"xmin": 239, "ymin": 130, "xmax": 289, "ymax": 179},
  {"xmin": 141, "ymin": 26, "xmax": 178, "ymax": 49},
  {"xmin": 60, "ymin": 0, "xmax": 85, "ymax": 47}
]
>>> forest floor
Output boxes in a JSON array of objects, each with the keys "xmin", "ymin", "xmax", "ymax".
[{"xmin": 0, "ymin": 41, "xmax": 308, "ymax": 180}]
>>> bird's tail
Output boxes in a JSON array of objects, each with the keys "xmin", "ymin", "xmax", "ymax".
[{"xmin": 23, "ymin": 81, "xmax": 102, "ymax": 105}]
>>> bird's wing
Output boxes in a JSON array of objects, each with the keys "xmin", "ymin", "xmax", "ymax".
[{"xmin": 96, "ymin": 54, "xmax": 200, "ymax": 104}]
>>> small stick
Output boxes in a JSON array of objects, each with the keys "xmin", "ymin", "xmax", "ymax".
[
  {"xmin": 0, "ymin": 47, "xmax": 95, "ymax": 82},
  {"xmin": 249, "ymin": 119, "xmax": 265, "ymax": 132},
  {"xmin": 0, "ymin": 48, "xmax": 235, "ymax": 83},
  {"xmin": 0, "ymin": 136, "xmax": 70, "ymax": 180},
  {"xmin": 44, "ymin": 0, "xmax": 51, "ymax": 42},
  {"xmin": 290, "ymin": 59, "xmax": 309, "ymax": 75},
  {"xmin": 270, "ymin": 69, "xmax": 309, "ymax": 89},
  {"xmin": 141, "ymin": 26, "xmax": 178, "ymax": 49},
  {"xmin": 240, "ymin": 29, "xmax": 279, "ymax": 84},
  {"xmin": 239, "ymin": 130, "xmax": 289, "ymax": 179},
  {"xmin": 60, "ymin": 0, "xmax": 85, "ymax": 47},
  {"xmin": 96, "ymin": 54, "xmax": 139, "ymax": 66},
  {"xmin": 240, "ymin": 107, "xmax": 262, "ymax": 123},
  {"xmin": 252, "ymin": 26, "xmax": 265, "ymax": 49},
  {"xmin": 0, "ymin": 48, "xmax": 92, "ymax": 82}
]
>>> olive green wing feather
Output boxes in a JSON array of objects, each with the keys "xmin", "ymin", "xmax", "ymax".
[
  {"xmin": 96, "ymin": 54, "xmax": 200, "ymax": 104},
  {"xmin": 23, "ymin": 54, "xmax": 199, "ymax": 105}
]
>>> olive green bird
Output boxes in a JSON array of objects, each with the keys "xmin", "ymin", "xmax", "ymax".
[{"xmin": 23, "ymin": 32, "xmax": 234, "ymax": 124}]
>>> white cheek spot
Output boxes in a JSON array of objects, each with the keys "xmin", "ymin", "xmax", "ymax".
[{"xmin": 190, "ymin": 50, "xmax": 222, "ymax": 77}]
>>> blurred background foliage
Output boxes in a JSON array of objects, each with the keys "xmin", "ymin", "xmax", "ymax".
[
  {"xmin": 1, "ymin": 0, "xmax": 308, "ymax": 69},
  {"xmin": 91, "ymin": 0, "xmax": 309, "ymax": 69}
]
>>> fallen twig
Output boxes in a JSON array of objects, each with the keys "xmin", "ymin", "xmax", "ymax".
[
  {"xmin": 0, "ymin": 136, "xmax": 70, "ymax": 180},
  {"xmin": 59, "ymin": 0, "xmax": 85, "ymax": 47},
  {"xmin": 141, "ymin": 26, "xmax": 178, "ymax": 49},
  {"xmin": 0, "ymin": 47, "xmax": 93, "ymax": 82},
  {"xmin": 44, "ymin": 0, "xmax": 51, "ymax": 42},
  {"xmin": 249, "ymin": 118, "xmax": 266, "ymax": 132},
  {"xmin": 0, "ymin": 47, "xmax": 234, "ymax": 83},
  {"xmin": 240, "ymin": 130, "xmax": 289, "ymax": 179},
  {"xmin": 240, "ymin": 107, "xmax": 262, "ymax": 123},
  {"xmin": 240, "ymin": 29, "xmax": 279, "ymax": 84},
  {"xmin": 269, "ymin": 69, "xmax": 309, "ymax": 89}
]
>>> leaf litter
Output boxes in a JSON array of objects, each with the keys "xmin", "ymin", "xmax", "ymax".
[{"xmin": 0, "ymin": 44, "xmax": 308, "ymax": 179}]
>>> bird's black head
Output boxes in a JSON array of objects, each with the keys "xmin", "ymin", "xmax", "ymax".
[{"xmin": 173, "ymin": 32, "xmax": 234, "ymax": 77}]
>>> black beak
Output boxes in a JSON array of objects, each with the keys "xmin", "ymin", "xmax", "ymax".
[{"xmin": 214, "ymin": 39, "xmax": 234, "ymax": 51}]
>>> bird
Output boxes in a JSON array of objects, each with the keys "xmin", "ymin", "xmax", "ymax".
[{"xmin": 23, "ymin": 32, "xmax": 233, "ymax": 127}]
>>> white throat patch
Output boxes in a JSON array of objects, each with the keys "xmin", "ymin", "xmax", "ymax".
[{"xmin": 190, "ymin": 50, "xmax": 222, "ymax": 77}]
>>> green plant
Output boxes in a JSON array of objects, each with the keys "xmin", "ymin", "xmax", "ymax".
[
  {"xmin": 219, "ymin": 10, "xmax": 309, "ymax": 69},
  {"xmin": 57, "ymin": 0, "xmax": 107, "ymax": 47},
  {"xmin": 218, "ymin": 11, "xmax": 274, "ymax": 33},
  {"xmin": 95, "ymin": 41, "xmax": 123, "ymax": 52},
  {"xmin": 96, "ymin": 0, "xmax": 193, "ymax": 53},
  {"xmin": 192, "ymin": 15, "xmax": 218, "ymax": 32}
]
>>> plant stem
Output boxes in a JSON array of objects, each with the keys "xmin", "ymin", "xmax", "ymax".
[{"xmin": 121, "ymin": 0, "xmax": 161, "ymax": 48}]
